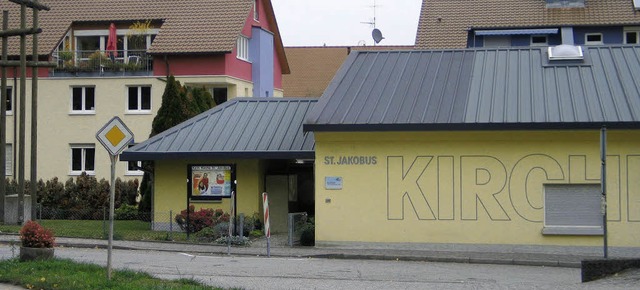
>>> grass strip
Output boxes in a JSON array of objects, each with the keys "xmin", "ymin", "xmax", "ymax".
[
  {"xmin": 0, "ymin": 258, "xmax": 224, "ymax": 290},
  {"xmin": 0, "ymin": 220, "xmax": 187, "ymax": 242}
]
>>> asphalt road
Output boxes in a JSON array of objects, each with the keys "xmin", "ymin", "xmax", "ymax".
[{"xmin": 0, "ymin": 246, "xmax": 637, "ymax": 289}]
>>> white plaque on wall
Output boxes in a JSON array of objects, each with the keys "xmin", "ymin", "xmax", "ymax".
[{"xmin": 325, "ymin": 176, "xmax": 343, "ymax": 190}]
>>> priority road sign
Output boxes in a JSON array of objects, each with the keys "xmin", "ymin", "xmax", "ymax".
[
  {"xmin": 95, "ymin": 116, "xmax": 134, "ymax": 280},
  {"xmin": 96, "ymin": 116, "xmax": 134, "ymax": 156}
]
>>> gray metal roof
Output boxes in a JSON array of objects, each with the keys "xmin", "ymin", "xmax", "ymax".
[
  {"xmin": 121, "ymin": 98, "xmax": 317, "ymax": 161},
  {"xmin": 304, "ymin": 46, "xmax": 640, "ymax": 132}
]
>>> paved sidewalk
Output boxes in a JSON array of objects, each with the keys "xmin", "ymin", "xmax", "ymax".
[{"xmin": 0, "ymin": 234, "xmax": 614, "ymax": 269}]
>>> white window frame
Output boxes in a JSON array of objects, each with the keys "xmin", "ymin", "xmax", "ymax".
[
  {"xmin": 70, "ymin": 86, "xmax": 96, "ymax": 114},
  {"xmin": 530, "ymin": 35, "xmax": 548, "ymax": 46},
  {"xmin": 4, "ymin": 86, "xmax": 12, "ymax": 116},
  {"xmin": 237, "ymin": 35, "xmax": 250, "ymax": 62},
  {"xmin": 254, "ymin": 0, "xmax": 260, "ymax": 21},
  {"xmin": 624, "ymin": 27, "xmax": 640, "ymax": 44},
  {"xmin": 125, "ymin": 144, "xmax": 144, "ymax": 176},
  {"xmin": 584, "ymin": 33, "xmax": 603, "ymax": 45},
  {"xmin": 70, "ymin": 144, "xmax": 95, "ymax": 176},
  {"xmin": 5, "ymin": 143, "xmax": 12, "ymax": 176},
  {"xmin": 126, "ymin": 85, "xmax": 152, "ymax": 114}
]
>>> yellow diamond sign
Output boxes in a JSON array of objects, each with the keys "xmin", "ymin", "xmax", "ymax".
[
  {"xmin": 96, "ymin": 116, "xmax": 134, "ymax": 156},
  {"xmin": 105, "ymin": 126, "xmax": 126, "ymax": 147}
]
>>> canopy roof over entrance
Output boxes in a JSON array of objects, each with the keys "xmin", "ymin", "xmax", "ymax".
[{"xmin": 121, "ymin": 98, "xmax": 316, "ymax": 161}]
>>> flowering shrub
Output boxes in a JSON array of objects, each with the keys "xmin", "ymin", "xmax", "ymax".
[
  {"xmin": 175, "ymin": 206, "xmax": 229, "ymax": 233},
  {"xmin": 19, "ymin": 221, "xmax": 55, "ymax": 248}
]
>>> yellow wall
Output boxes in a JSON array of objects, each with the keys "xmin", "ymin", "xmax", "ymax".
[
  {"xmin": 154, "ymin": 159, "xmax": 264, "ymax": 221},
  {"xmin": 11, "ymin": 75, "xmax": 254, "ymax": 182},
  {"xmin": 314, "ymin": 130, "xmax": 640, "ymax": 248}
]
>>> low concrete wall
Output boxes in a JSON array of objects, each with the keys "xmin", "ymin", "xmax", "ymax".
[
  {"xmin": 4, "ymin": 195, "xmax": 31, "ymax": 224},
  {"xmin": 581, "ymin": 259, "xmax": 640, "ymax": 282}
]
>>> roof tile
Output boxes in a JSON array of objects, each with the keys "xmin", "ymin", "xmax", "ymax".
[
  {"xmin": 416, "ymin": 0, "xmax": 640, "ymax": 49},
  {"xmin": 1, "ymin": 0, "xmax": 253, "ymax": 55}
]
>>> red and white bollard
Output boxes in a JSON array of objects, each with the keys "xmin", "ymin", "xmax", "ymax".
[{"xmin": 262, "ymin": 192, "xmax": 271, "ymax": 257}]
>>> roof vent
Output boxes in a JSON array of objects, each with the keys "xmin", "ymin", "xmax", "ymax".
[{"xmin": 548, "ymin": 44, "xmax": 583, "ymax": 60}]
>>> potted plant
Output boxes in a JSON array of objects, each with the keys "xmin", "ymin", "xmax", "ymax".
[
  {"xmin": 19, "ymin": 220, "xmax": 56, "ymax": 261},
  {"xmin": 58, "ymin": 50, "xmax": 73, "ymax": 62}
]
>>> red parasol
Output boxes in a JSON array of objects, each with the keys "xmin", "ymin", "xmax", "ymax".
[{"xmin": 106, "ymin": 23, "xmax": 118, "ymax": 58}]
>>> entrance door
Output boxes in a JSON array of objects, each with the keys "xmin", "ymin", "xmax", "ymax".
[{"xmin": 265, "ymin": 175, "xmax": 295, "ymax": 233}]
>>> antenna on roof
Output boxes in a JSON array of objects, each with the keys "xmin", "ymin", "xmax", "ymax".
[{"xmin": 361, "ymin": 0, "xmax": 384, "ymax": 45}]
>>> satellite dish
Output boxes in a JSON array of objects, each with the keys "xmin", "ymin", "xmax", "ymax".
[{"xmin": 372, "ymin": 28, "xmax": 384, "ymax": 44}]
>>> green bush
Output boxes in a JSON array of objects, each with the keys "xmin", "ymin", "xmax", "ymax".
[
  {"xmin": 6, "ymin": 174, "xmax": 140, "ymax": 220},
  {"xmin": 193, "ymin": 222, "xmax": 230, "ymax": 242},
  {"xmin": 115, "ymin": 204, "xmax": 139, "ymax": 220},
  {"xmin": 249, "ymin": 229, "xmax": 264, "ymax": 238},
  {"xmin": 241, "ymin": 213, "xmax": 262, "ymax": 237},
  {"xmin": 193, "ymin": 227, "xmax": 217, "ymax": 242},
  {"xmin": 299, "ymin": 217, "xmax": 315, "ymax": 246},
  {"xmin": 214, "ymin": 235, "xmax": 250, "ymax": 246},
  {"xmin": 87, "ymin": 51, "xmax": 110, "ymax": 68},
  {"xmin": 115, "ymin": 178, "xmax": 139, "ymax": 206}
]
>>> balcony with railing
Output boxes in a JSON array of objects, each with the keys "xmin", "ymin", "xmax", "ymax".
[{"xmin": 51, "ymin": 50, "xmax": 153, "ymax": 77}]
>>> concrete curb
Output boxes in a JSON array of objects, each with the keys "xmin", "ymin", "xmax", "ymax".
[
  {"xmin": 48, "ymin": 241, "xmax": 583, "ymax": 268},
  {"xmin": 0, "ymin": 235, "xmax": 589, "ymax": 269}
]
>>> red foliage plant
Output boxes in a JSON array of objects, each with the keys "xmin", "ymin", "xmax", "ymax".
[
  {"xmin": 19, "ymin": 220, "xmax": 56, "ymax": 248},
  {"xmin": 175, "ymin": 205, "xmax": 230, "ymax": 233}
]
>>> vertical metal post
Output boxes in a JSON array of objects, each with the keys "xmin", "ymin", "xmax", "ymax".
[
  {"xmin": 600, "ymin": 126, "xmax": 608, "ymax": 258},
  {"xmin": 228, "ymin": 191, "xmax": 235, "ymax": 255},
  {"xmin": 169, "ymin": 209, "xmax": 172, "ymax": 240},
  {"xmin": 30, "ymin": 0, "xmax": 39, "ymax": 221},
  {"xmin": 185, "ymin": 192, "xmax": 190, "ymax": 239},
  {"xmin": 107, "ymin": 155, "xmax": 116, "ymax": 280},
  {"xmin": 239, "ymin": 213, "xmax": 244, "ymax": 238},
  {"xmin": 103, "ymin": 207, "xmax": 106, "ymax": 236},
  {"xmin": 1, "ymin": 10, "xmax": 9, "ymax": 224},
  {"xmin": 288, "ymin": 213, "xmax": 293, "ymax": 247},
  {"xmin": 17, "ymin": 3, "xmax": 26, "ymax": 225}
]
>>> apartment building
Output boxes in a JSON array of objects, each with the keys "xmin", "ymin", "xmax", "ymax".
[{"xmin": 1, "ymin": 0, "xmax": 289, "ymax": 182}]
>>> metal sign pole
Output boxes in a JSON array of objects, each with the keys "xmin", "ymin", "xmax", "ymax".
[
  {"xmin": 95, "ymin": 116, "xmax": 134, "ymax": 281},
  {"xmin": 600, "ymin": 126, "xmax": 608, "ymax": 258},
  {"xmin": 107, "ymin": 154, "xmax": 116, "ymax": 279},
  {"xmin": 228, "ymin": 191, "xmax": 234, "ymax": 255}
]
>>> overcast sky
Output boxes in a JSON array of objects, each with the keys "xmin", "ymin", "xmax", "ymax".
[{"xmin": 271, "ymin": 0, "xmax": 423, "ymax": 47}]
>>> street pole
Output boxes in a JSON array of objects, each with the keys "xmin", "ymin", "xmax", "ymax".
[
  {"xmin": 107, "ymin": 154, "xmax": 116, "ymax": 279},
  {"xmin": 30, "ymin": 0, "xmax": 39, "ymax": 221},
  {"xmin": 600, "ymin": 126, "xmax": 608, "ymax": 258},
  {"xmin": 1, "ymin": 10, "xmax": 9, "ymax": 224},
  {"xmin": 17, "ymin": 2, "xmax": 26, "ymax": 225},
  {"xmin": 96, "ymin": 116, "xmax": 133, "ymax": 281},
  {"xmin": 228, "ymin": 191, "xmax": 234, "ymax": 255}
]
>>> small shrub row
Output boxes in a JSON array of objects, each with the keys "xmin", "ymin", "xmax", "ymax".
[
  {"xmin": 5, "ymin": 173, "xmax": 139, "ymax": 219},
  {"xmin": 214, "ymin": 235, "xmax": 250, "ymax": 246}
]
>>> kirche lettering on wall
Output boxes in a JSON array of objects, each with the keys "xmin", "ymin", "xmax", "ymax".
[
  {"xmin": 386, "ymin": 154, "xmax": 639, "ymax": 222},
  {"xmin": 324, "ymin": 156, "xmax": 377, "ymax": 165}
]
